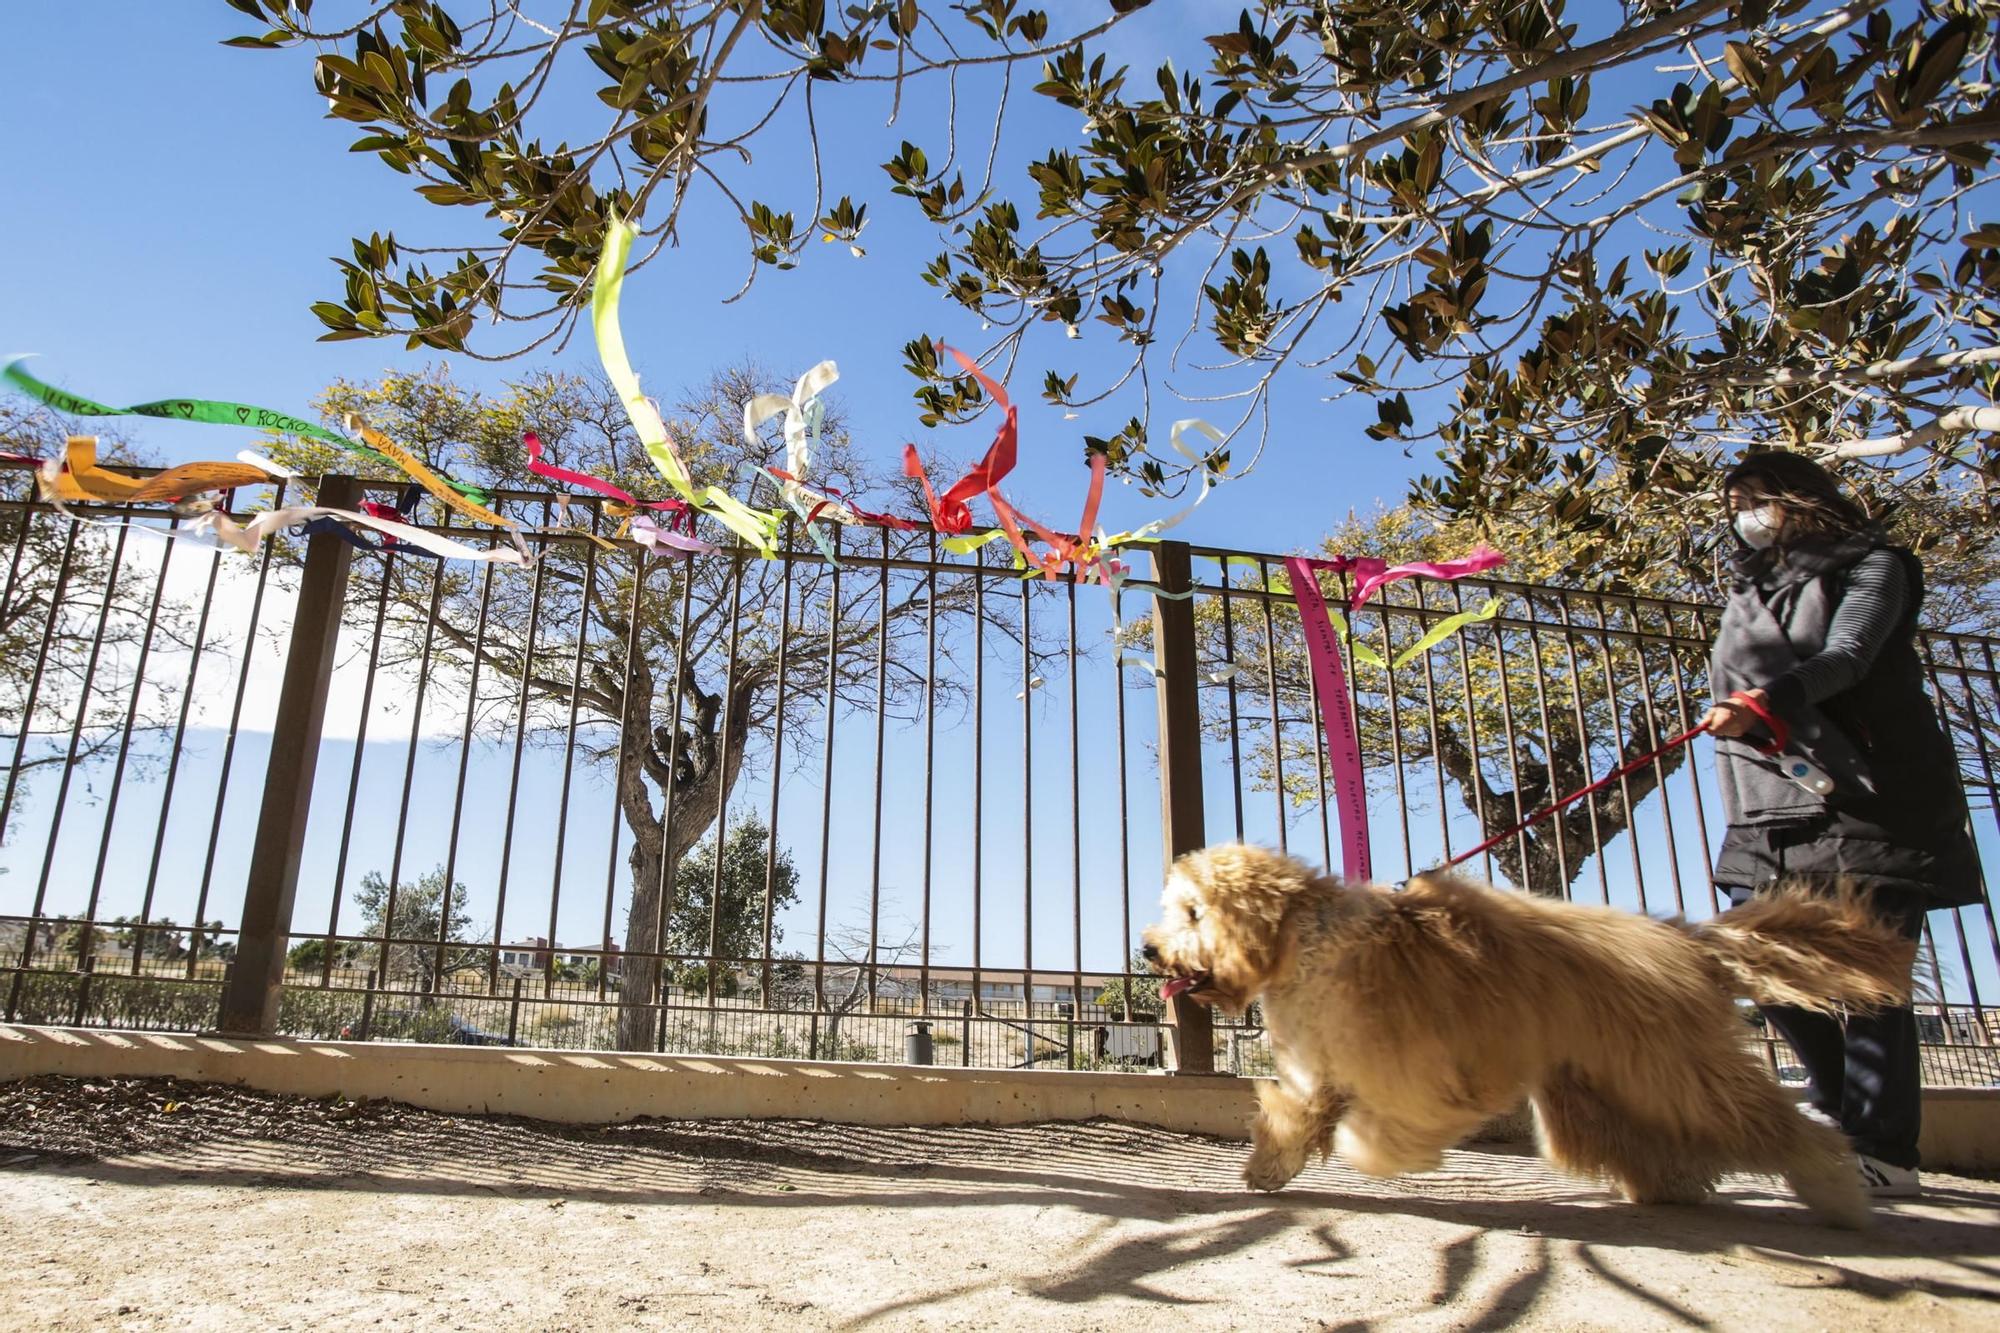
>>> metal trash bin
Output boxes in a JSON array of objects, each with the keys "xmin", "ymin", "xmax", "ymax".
[{"xmin": 906, "ymin": 1019, "xmax": 934, "ymax": 1066}]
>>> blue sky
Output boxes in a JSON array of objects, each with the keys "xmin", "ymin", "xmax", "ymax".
[
  {"xmin": 0, "ymin": 4, "xmax": 1416, "ymax": 969},
  {"xmin": 4, "ymin": 4, "xmax": 1995, "ymax": 1008},
  {"xmin": 0, "ymin": 2, "xmax": 1413, "ymax": 550}
]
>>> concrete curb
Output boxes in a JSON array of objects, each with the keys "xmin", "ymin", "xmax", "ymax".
[
  {"xmin": 5, "ymin": 1024, "xmax": 1994, "ymax": 1168},
  {"xmin": 0, "ymin": 1024, "xmax": 1259, "ymax": 1137}
]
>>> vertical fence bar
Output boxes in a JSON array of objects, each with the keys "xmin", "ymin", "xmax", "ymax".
[
  {"xmin": 216, "ymin": 475, "xmax": 360, "ymax": 1035},
  {"xmin": 0, "ymin": 509, "xmax": 81, "ymax": 845},
  {"xmin": 34, "ymin": 519, "xmax": 133, "ymax": 966},
  {"xmin": 1020, "ymin": 577, "xmax": 1035, "ymax": 1024},
  {"xmin": 868, "ymin": 527, "xmax": 889, "ymax": 1010},
  {"xmin": 135, "ymin": 526, "xmax": 226, "ymax": 974},
  {"xmin": 1112, "ymin": 579, "xmax": 1135, "ymax": 1021},
  {"xmin": 1150, "ymin": 542, "xmax": 1213, "ymax": 1074},
  {"xmin": 706, "ymin": 550, "xmax": 745, "ymax": 1003},
  {"xmin": 761, "ymin": 534, "xmax": 796, "ymax": 1008},
  {"xmin": 186, "ymin": 488, "xmax": 285, "ymax": 982},
  {"xmin": 1219, "ymin": 577, "xmax": 1246, "ymax": 841},
  {"xmin": 444, "ymin": 547, "xmax": 499, "ymax": 992},
  {"xmin": 488, "ymin": 503, "xmax": 551, "ymax": 993},
  {"xmin": 919, "ymin": 532, "xmax": 936, "ymax": 1015}
]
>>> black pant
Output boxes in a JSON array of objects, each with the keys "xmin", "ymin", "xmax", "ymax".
[{"xmin": 1727, "ymin": 886, "xmax": 1928, "ymax": 1169}]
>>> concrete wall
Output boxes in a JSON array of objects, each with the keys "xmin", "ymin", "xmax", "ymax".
[{"xmin": 5, "ymin": 1024, "xmax": 1996, "ymax": 1170}]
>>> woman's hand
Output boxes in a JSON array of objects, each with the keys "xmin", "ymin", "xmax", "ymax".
[{"xmin": 1702, "ymin": 688, "xmax": 1769, "ymax": 739}]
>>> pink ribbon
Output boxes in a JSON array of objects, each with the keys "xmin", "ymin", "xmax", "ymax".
[
  {"xmin": 629, "ymin": 513, "xmax": 715, "ymax": 555},
  {"xmin": 525, "ymin": 431, "xmax": 691, "ymax": 519},
  {"xmin": 1297, "ymin": 547, "xmax": 1506, "ymax": 609},
  {"xmin": 1286, "ymin": 546, "xmax": 1507, "ymax": 881},
  {"xmin": 1287, "ymin": 557, "xmax": 1372, "ymax": 881},
  {"xmin": 524, "ymin": 430, "xmax": 705, "ymax": 554}
]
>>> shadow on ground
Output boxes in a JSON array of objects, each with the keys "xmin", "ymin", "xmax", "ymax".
[{"xmin": 4, "ymin": 1075, "xmax": 1998, "ymax": 1330}]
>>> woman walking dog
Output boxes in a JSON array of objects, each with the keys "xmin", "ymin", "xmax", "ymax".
[{"xmin": 1704, "ymin": 451, "xmax": 1982, "ymax": 1197}]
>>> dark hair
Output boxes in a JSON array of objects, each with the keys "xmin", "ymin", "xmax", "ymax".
[{"xmin": 1722, "ymin": 450, "xmax": 1871, "ymax": 541}]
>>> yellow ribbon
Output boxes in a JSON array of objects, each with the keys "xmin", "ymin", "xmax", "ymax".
[{"xmin": 592, "ymin": 212, "xmax": 780, "ymax": 556}]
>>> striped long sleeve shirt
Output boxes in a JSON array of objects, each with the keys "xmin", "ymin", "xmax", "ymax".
[{"xmin": 1763, "ymin": 548, "xmax": 1910, "ymax": 717}]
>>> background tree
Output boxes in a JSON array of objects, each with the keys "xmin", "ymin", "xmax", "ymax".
[
  {"xmin": 352, "ymin": 863, "xmax": 482, "ymax": 989},
  {"xmin": 1094, "ymin": 949, "xmax": 1160, "ymax": 1018},
  {"xmin": 234, "ymin": 1, "xmax": 2000, "ymax": 580},
  {"xmin": 265, "ymin": 361, "xmax": 1023, "ymax": 1050},
  {"xmin": 0, "ymin": 400, "xmax": 200, "ymax": 849},
  {"xmin": 771, "ymin": 919, "xmax": 929, "ymax": 1058},
  {"xmin": 187, "ymin": 919, "xmax": 234, "ymax": 962},
  {"xmin": 286, "ymin": 935, "xmax": 358, "ymax": 974},
  {"xmin": 662, "ymin": 816, "xmax": 801, "ymax": 997},
  {"xmin": 1140, "ymin": 505, "xmax": 1705, "ymax": 897}
]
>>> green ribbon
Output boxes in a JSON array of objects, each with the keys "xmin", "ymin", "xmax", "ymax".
[
  {"xmin": 1389, "ymin": 597, "xmax": 1502, "ymax": 670},
  {"xmin": 1, "ymin": 357, "xmax": 493, "ymax": 504}
]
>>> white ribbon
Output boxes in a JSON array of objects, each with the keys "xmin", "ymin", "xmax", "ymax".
[{"xmin": 741, "ymin": 360, "xmax": 856, "ymax": 523}]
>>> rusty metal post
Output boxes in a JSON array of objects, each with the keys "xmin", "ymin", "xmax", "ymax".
[
  {"xmin": 216, "ymin": 476, "xmax": 361, "ymax": 1035},
  {"xmin": 1150, "ymin": 541, "xmax": 1216, "ymax": 1074}
]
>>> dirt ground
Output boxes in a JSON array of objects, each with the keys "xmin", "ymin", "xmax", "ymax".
[{"xmin": 2, "ymin": 1076, "xmax": 1998, "ymax": 1331}]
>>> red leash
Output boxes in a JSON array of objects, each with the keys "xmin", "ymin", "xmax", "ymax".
[
  {"xmin": 1441, "ymin": 691, "xmax": 1787, "ymax": 870},
  {"xmin": 1443, "ymin": 721, "xmax": 1711, "ymax": 870}
]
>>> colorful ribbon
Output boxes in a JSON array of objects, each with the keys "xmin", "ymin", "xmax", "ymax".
[
  {"xmin": 1286, "ymin": 548, "xmax": 1509, "ymax": 880},
  {"xmin": 27, "ymin": 450, "xmax": 528, "ymax": 564},
  {"xmin": 592, "ymin": 213, "xmax": 781, "ymax": 556},
  {"xmin": 1390, "ymin": 597, "xmax": 1502, "ymax": 669},
  {"xmin": 522, "ymin": 430, "xmax": 707, "ymax": 555},
  {"xmin": 903, "ymin": 343, "xmax": 1018, "ymax": 536},
  {"xmin": 1, "ymin": 356, "xmax": 493, "ymax": 505},
  {"xmin": 989, "ymin": 451, "xmax": 1112, "ymax": 582},
  {"xmin": 47, "ymin": 436, "xmax": 269, "ymax": 503},
  {"xmin": 742, "ymin": 361, "xmax": 840, "ymax": 513},
  {"xmin": 341, "ymin": 415, "xmax": 523, "ymax": 547},
  {"xmin": 1287, "ymin": 556, "xmax": 1373, "ymax": 880},
  {"xmin": 1302, "ymin": 548, "xmax": 1507, "ymax": 609},
  {"xmin": 1097, "ymin": 418, "xmax": 1232, "ymax": 548},
  {"xmin": 201, "ymin": 501, "xmax": 530, "ymax": 564}
]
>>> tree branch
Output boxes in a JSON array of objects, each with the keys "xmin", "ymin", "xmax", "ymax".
[{"xmin": 1818, "ymin": 404, "xmax": 2000, "ymax": 460}]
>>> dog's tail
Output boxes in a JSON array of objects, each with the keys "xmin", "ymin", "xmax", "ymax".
[{"xmin": 1687, "ymin": 881, "xmax": 1914, "ymax": 1014}]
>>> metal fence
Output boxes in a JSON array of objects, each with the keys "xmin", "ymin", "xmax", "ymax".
[{"xmin": 3, "ymin": 469, "xmax": 1997, "ymax": 1086}]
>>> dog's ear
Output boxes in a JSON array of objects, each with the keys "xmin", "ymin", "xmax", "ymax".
[{"xmin": 1179, "ymin": 844, "xmax": 1315, "ymax": 996}]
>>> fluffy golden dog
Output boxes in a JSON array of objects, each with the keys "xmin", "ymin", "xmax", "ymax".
[{"xmin": 1141, "ymin": 845, "xmax": 1916, "ymax": 1228}]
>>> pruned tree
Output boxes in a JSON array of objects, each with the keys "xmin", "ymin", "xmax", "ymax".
[
  {"xmin": 773, "ymin": 918, "xmax": 928, "ymax": 1057},
  {"xmin": 264, "ymin": 361, "xmax": 1024, "ymax": 1050},
  {"xmin": 232, "ymin": 1, "xmax": 2000, "ymax": 579}
]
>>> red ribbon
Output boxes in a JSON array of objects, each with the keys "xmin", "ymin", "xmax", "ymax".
[
  {"xmin": 902, "ymin": 343, "xmax": 1018, "ymax": 535},
  {"xmin": 1727, "ymin": 690, "xmax": 1790, "ymax": 755},
  {"xmin": 765, "ymin": 468, "xmax": 921, "ymax": 532},
  {"xmin": 990, "ymin": 451, "xmax": 1111, "ymax": 582}
]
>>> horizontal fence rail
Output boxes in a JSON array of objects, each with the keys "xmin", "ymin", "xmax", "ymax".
[{"xmin": 2, "ymin": 471, "xmax": 1996, "ymax": 1087}]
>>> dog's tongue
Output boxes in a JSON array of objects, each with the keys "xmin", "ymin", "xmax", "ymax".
[{"xmin": 1161, "ymin": 975, "xmax": 1195, "ymax": 1001}]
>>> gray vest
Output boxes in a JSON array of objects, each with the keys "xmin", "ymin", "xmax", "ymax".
[{"xmin": 1709, "ymin": 536, "xmax": 1880, "ymax": 827}]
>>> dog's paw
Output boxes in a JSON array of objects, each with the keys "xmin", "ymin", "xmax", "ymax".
[{"xmin": 1243, "ymin": 1149, "xmax": 1301, "ymax": 1194}]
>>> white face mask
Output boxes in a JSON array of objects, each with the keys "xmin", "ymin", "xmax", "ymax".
[{"xmin": 1733, "ymin": 504, "xmax": 1784, "ymax": 549}]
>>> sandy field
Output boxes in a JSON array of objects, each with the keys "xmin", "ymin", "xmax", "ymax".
[{"xmin": 3, "ymin": 1075, "xmax": 1997, "ymax": 1331}]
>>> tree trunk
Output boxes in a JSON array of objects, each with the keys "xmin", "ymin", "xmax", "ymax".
[
  {"xmin": 612, "ymin": 666, "xmax": 756, "ymax": 1052},
  {"xmin": 1435, "ymin": 703, "xmax": 1688, "ymax": 899}
]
